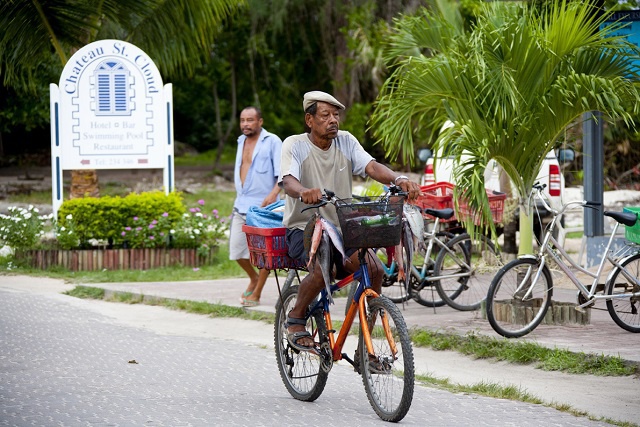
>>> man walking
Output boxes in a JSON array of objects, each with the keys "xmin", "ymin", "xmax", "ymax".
[{"xmin": 230, "ymin": 106, "xmax": 282, "ymax": 306}]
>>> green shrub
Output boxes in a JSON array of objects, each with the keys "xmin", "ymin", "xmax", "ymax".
[
  {"xmin": 118, "ymin": 198, "xmax": 228, "ymax": 252},
  {"xmin": 57, "ymin": 191, "xmax": 185, "ymax": 247}
]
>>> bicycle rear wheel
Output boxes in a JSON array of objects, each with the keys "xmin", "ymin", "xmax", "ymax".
[
  {"xmin": 606, "ymin": 253, "xmax": 640, "ymax": 333},
  {"xmin": 486, "ymin": 258, "xmax": 553, "ymax": 338},
  {"xmin": 434, "ymin": 234, "xmax": 502, "ymax": 311},
  {"xmin": 274, "ymin": 285, "xmax": 329, "ymax": 401},
  {"xmin": 359, "ymin": 295, "xmax": 414, "ymax": 422},
  {"xmin": 281, "ymin": 269, "xmax": 305, "ymax": 294}
]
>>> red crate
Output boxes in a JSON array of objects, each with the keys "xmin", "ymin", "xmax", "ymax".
[
  {"xmin": 242, "ymin": 225, "xmax": 305, "ymax": 270},
  {"xmin": 457, "ymin": 190, "xmax": 507, "ymax": 225},
  {"xmin": 412, "ymin": 182, "xmax": 456, "ymax": 222}
]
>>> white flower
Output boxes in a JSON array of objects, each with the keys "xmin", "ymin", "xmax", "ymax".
[
  {"xmin": 23, "ymin": 213, "xmax": 32, "ymax": 220},
  {"xmin": 195, "ymin": 212, "xmax": 203, "ymax": 217},
  {"xmin": 194, "ymin": 229, "xmax": 201, "ymax": 235},
  {"xmin": 66, "ymin": 214, "xmax": 73, "ymax": 220},
  {"xmin": 33, "ymin": 208, "xmax": 39, "ymax": 213},
  {"xmin": 170, "ymin": 229, "xmax": 176, "ymax": 234},
  {"xmin": 28, "ymin": 204, "xmax": 34, "ymax": 210},
  {"xmin": 60, "ymin": 227, "xmax": 66, "ymax": 231}
]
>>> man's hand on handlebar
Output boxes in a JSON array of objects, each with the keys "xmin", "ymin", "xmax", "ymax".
[
  {"xmin": 396, "ymin": 179, "xmax": 421, "ymax": 201},
  {"xmin": 299, "ymin": 188, "xmax": 323, "ymax": 204}
]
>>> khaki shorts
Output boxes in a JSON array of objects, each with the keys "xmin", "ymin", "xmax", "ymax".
[{"xmin": 229, "ymin": 211, "xmax": 250, "ymax": 261}]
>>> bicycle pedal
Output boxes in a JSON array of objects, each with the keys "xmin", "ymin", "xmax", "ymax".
[
  {"xmin": 341, "ymin": 352, "xmax": 357, "ymax": 368},
  {"xmin": 575, "ymin": 299, "xmax": 594, "ymax": 312}
]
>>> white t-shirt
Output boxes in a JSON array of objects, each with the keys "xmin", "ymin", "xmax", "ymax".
[{"xmin": 279, "ymin": 130, "xmax": 374, "ymax": 231}]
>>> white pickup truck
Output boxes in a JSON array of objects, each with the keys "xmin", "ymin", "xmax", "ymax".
[{"xmin": 418, "ymin": 132, "xmax": 573, "ymax": 238}]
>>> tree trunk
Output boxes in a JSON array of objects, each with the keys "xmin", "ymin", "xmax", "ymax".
[
  {"xmin": 213, "ymin": 82, "xmax": 223, "ymax": 171},
  {"xmin": 214, "ymin": 59, "xmax": 237, "ymax": 171},
  {"xmin": 70, "ymin": 170, "xmax": 100, "ymax": 198},
  {"xmin": 518, "ymin": 202, "xmax": 535, "ymax": 256}
]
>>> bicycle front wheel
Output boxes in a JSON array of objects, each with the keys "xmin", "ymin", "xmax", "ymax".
[
  {"xmin": 606, "ymin": 253, "xmax": 640, "ymax": 333},
  {"xmin": 274, "ymin": 285, "xmax": 329, "ymax": 401},
  {"xmin": 434, "ymin": 234, "xmax": 502, "ymax": 311},
  {"xmin": 486, "ymin": 258, "xmax": 553, "ymax": 338},
  {"xmin": 359, "ymin": 296, "xmax": 414, "ymax": 422}
]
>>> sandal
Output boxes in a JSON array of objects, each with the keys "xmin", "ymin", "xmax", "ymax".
[
  {"xmin": 285, "ymin": 316, "xmax": 320, "ymax": 355},
  {"xmin": 240, "ymin": 291, "xmax": 253, "ymax": 304},
  {"xmin": 241, "ymin": 298, "xmax": 260, "ymax": 307}
]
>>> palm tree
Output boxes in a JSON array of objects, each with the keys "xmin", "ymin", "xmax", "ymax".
[
  {"xmin": 371, "ymin": 0, "xmax": 640, "ymax": 255},
  {"xmin": 0, "ymin": 0, "xmax": 242, "ymax": 198}
]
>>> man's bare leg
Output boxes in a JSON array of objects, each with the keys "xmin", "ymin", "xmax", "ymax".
[
  {"xmin": 237, "ymin": 258, "xmax": 259, "ymax": 301},
  {"xmin": 244, "ymin": 268, "xmax": 270, "ymax": 304}
]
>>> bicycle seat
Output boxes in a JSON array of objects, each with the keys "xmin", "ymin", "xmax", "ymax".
[
  {"xmin": 604, "ymin": 210, "xmax": 637, "ymax": 227},
  {"xmin": 423, "ymin": 207, "xmax": 455, "ymax": 220}
]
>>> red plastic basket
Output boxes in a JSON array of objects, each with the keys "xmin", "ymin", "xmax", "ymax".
[
  {"xmin": 457, "ymin": 190, "xmax": 507, "ymax": 225},
  {"xmin": 412, "ymin": 182, "xmax": 456, "ymax": 222},
  {"xmin": 242, "ymin": 225, "xmax": 305, "ymax": 270}
]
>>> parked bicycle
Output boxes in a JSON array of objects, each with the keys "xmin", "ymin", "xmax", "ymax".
[
  {"xmin": 486, "ymin": 183, "xmax": 640, "ymax": 338},
  {"xmin": 380, "ymin": 207, "xmax": 503, "ymax": 311},
  {"xmin": 273, "ymin": 187, "xmax": 415, "ymax": 422}
]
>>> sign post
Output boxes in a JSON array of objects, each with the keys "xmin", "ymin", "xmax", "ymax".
[{"xmin": 50, "ymin": 39, "xmax": 174, "ymax": 219}]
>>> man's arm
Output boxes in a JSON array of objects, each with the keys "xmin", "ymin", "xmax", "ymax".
[
  {"xmin": 365, "ymin": 161, "xmax": 421, "ymax": 200},
  {"xmin": 261, "ymin": 183, "xmax": 281, "ymax": 207},
  {"xmin": 282, "ymin": 175, "xmax": 323, "ymax": 204}
]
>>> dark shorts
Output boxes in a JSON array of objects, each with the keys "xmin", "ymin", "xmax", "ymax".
[{"xmin": 286, "ymin": 228, "xmax": 357, "ymax": 279}]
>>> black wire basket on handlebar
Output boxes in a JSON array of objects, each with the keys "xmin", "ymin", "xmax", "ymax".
[{"xmin": 335, "ymin": 194, "xmax": 404, "ymax": 248}]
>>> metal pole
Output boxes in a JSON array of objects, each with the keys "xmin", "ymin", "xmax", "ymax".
[{"xmin": 582, "ymin": 111, "xmax": 604, "ymax": 237}]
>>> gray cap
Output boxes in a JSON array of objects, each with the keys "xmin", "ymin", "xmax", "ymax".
[{"xmin": 303, "ymin": 91, "xmax": 345, "ymax": 112}]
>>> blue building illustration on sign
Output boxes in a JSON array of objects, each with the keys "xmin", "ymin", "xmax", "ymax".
[{"xmin": 93, "ymin": 60, "xmax": 133, "ymax": 116}]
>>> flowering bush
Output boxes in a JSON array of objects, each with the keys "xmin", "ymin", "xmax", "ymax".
[
  {"xmin": 0, "ymin": 206, "xmax": 45, "ymax": 250},
  {"xmin": 119, "ymin": 199, "xmax": 228, "ymax": 253},
  {"xmin": 54, "ymin": 214, "xmax": 80, "ymax": 250},
  {"xmin": 0, "ymin": 198, "xmax": 228, "ymax": 256}
]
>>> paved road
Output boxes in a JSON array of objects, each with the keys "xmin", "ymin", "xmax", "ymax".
[{"xmin": 0, "ymin": 282, "xmax": 618, "ymax": 427}]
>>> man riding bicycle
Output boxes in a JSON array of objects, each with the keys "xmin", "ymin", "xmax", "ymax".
[{"xmin": 279, "ymin": 90, "xmax": 421, "ymax": 353}]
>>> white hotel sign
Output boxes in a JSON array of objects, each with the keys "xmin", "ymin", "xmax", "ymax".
[{"xmin": 50, "ymin": 39, "xmax": 174, "ymax": 217}]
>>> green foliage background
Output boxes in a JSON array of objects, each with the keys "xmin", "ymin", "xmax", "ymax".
[{"xmin": 1, "ymin": 0, "xmax": 639, "ymax": 179}]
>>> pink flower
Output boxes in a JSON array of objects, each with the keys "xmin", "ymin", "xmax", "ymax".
[
  {"xmin": 136, "ymin": 227, "xmax": 142, "ymax": 231},
  {"xmin": 133, "ymin": 216, "xmax": 139, "ymax": 221},
  {"xmin": 189, "ymin": 208, "xmax": 196, "ymax": 213},
  {"xmin": 212, "ymin": 209, "xmax": 219, "ymax": 215},
  {"xmin": 198, "ymin": 199, "xmax": 205, "ymax": 206},
  {"xmin": 125, "ymin": 227, "xmax": 132, "ymax": 231},
  {"xmin": 121, "ymin": 231, "xmax": 126, "ymax": 236},
  {"xmin": 159, "ymin": 232, "xmax": 165, "ymax": 236},
  {"xmin": 162, "ymin": 212, "xmax": 169, "ymax": 217},
  {"xmin": 193, "ymin": 267, "xmax": 200, "ymax": 271},
  {"xmin": 151, "ymin": 219, "xmax": 158, "ymax": 225},
  {"xmin": 149, "ymin": 235, "xmax": 155, "ymax": 240},
  {"xmin": 149, "ymin": 224, "xmax": 155, "ymax": 229}
]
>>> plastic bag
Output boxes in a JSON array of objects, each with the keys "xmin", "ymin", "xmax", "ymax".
[{"xmin": 245, "ymin": 200, "xmax": 285, "ymax": 228}]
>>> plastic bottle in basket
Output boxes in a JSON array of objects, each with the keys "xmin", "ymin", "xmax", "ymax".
[{"xmin": 361, "ymin": 213, "xmax": 398, "ymax": 227}]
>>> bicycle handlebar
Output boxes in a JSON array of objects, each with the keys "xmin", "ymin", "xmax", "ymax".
[
  {"xmin": 299, "ymin": 184, "xmax": 407, "ymax": 213},
  {"xmin": 531, "ymin": 182, "xmax": 601, "ymax": 217}
]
